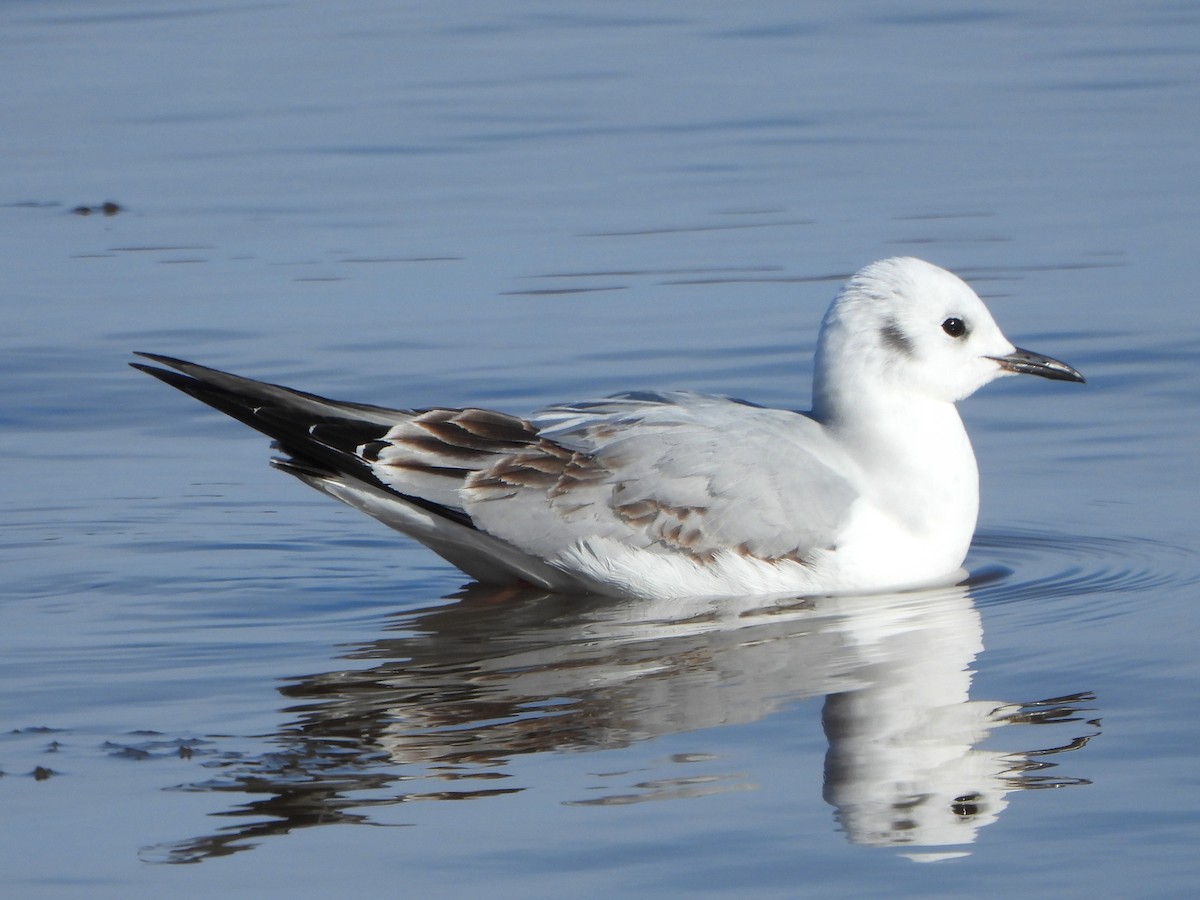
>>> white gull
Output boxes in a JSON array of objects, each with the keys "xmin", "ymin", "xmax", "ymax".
[{"xmin": 133, "ymin": 257, "xmax": 1083, "ymax": 599}]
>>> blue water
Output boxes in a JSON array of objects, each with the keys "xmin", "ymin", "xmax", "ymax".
[{"xmin": 2, "ymin": 1, "xmax": 1199, "ymax": 897}]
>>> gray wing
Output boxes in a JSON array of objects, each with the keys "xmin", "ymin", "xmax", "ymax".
[
  {"xmin": 462, "ymin": 392, "xmax": 861, "ymax": 564},
  {"xmin": 135, "ymin": 354, "xmax": 860, "ymax": 584}
]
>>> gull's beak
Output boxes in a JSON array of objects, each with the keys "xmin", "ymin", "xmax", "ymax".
[{"xmin": 989, "ymin": 347, "xmax": 1085, "ymax": 383}]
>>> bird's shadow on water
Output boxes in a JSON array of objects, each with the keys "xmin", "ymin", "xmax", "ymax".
[{"xmin": 140, "ymin": 576, "xmax": 1099, "ymax": 864}]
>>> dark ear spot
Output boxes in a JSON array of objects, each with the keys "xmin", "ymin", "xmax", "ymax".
[{"xmin": 880, "ymin": 320, "xmax": 914, "ymax": 356}]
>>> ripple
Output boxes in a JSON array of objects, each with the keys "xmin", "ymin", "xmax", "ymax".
[{"xmin": 969, "ymin": 528, "xmax": 1199, "ymax": 608}]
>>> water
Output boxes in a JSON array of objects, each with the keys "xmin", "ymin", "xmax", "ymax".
[{"xmin": 2, "ymin": 1, "xmax": 1198, "ymax": 896}]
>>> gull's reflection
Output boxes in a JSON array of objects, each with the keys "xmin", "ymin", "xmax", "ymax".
[{"xmin": 148, "ymin": 581, "xmax": 1097, "ymax": 863}]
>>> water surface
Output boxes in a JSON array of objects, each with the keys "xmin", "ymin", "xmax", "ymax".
[{"xmin": 2, "ymin": 1, "xmax": 1198, "ymax": 897}]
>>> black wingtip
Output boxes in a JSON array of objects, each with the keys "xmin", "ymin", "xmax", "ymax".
[
  {"xmin": 129, "ymin": 359, "xmax": 196, "ymax": 390},
  {"xmin": 132, "ymin": 351, "xmax": 186, "ymax": 368},
  {"xmin": 130, "ymin": 353, "xmax": 277, "ymax": 436},
  {"xmin": 131, "ymin": 352, "xmax": 238, "ymax": 384},
  {"xmin": 130, "ymin": 353, "xmax": 207, "ymax": 388},
  {"xmin": 131, "ymin": 352, "xmax": 480, "ymax": 532}
]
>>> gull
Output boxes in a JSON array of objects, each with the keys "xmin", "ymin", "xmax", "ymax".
[{"xmin": 132, "ymin": 257, "xmax": 1083, "ymax": 599}]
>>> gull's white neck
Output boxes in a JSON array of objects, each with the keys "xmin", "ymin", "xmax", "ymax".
[{"xmin": 813, "ymin": 382, "xmax": 980, "ymax": 580}]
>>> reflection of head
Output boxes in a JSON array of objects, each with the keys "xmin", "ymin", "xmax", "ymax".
[
  {"xmin": 824, "ymin": 692, "xmax": 1014, "ymax": 850},
  {"xmin": 818, "ymin": 590, "xmax": 1095, "ymax": 858}
]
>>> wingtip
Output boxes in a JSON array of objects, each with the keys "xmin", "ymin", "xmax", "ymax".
[
  {"xmin": 130, "ymin": 352, "xmax": 179, "ymax": 376},
  {"xmin": 130, "ymin": 353, "xmax": 237, "ymax": 388},
  {"xmin": 131, "ymin": 351, "xmax": 191, "ymax": 369},
  {"xmin": 129, "ymin": 359, "xmax": 198, "ymax": 391}
]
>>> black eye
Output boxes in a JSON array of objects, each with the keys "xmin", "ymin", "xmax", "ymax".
[{"xmin": 942, "ymin": 317, "xmax": 967, "ymax": 338}]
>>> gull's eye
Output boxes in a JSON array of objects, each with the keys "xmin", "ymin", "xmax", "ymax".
[{"xmin": 941, "ymin": 317, "xmax": 967, "ymax": 338}]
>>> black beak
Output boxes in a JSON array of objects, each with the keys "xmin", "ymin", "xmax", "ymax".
[{"xmin": 989, "ymin": 347, "xmax": 1085, "ymax": 383}]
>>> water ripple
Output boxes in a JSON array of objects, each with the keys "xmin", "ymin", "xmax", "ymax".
[{"xmin": 970, "ymin": 528, "xmax": 1198, "ymax": 608}]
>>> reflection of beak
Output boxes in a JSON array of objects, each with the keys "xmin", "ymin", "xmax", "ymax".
[{"xmin": 988, "ymin": 347, "xmax": 1086, "ymax": 383}]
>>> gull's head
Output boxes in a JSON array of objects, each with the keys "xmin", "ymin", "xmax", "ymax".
[{"xmin": 813, "ymin": 257, "xmax": 1083, "ymax": 415}]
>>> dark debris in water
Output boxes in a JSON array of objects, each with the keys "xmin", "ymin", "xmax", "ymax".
[
  {"xmin": 3, "ymin": 199, "xmax": 124, "ymax": 216},
  {"xmin": 9, "ymin": 725, "xmax": 67, "ymax": 735},
  {"xmin": 102, "ymin": 736, "xmax": 215, "ymax": 761},
  {"xmin": 71, "ymin": 201, "xmax": 123, "ymax": 217},
  {"xmin": 5, "ymin": 726, "xmax": 222, "ymax": 776}
]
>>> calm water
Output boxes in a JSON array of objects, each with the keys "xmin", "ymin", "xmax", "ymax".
[{"xmin": 2, "ymin": 1, "xmax": 1199, "ymax": 897}]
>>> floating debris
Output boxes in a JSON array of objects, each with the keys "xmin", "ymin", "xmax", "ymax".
[{"xmin": 72, "ymin": 201, "xmax": 122, "ymax": 217}]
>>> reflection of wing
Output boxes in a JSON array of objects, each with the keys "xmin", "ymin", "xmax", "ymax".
[
  {"xmin": 145, "ymin": 584, "xmax": 1098, "ymax": 864},
  {"xmin": 464, "ymin": 392, "xmax": 860, "ymax": 564}
]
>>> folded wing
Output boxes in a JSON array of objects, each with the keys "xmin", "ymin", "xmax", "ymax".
[
  {"xmin": 133, "ymin": 358, "xmax": 859, "ymax": 592},
  {"xmin": 464, "ymin": 392, "xmax": 860, "ymax": 568}
]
